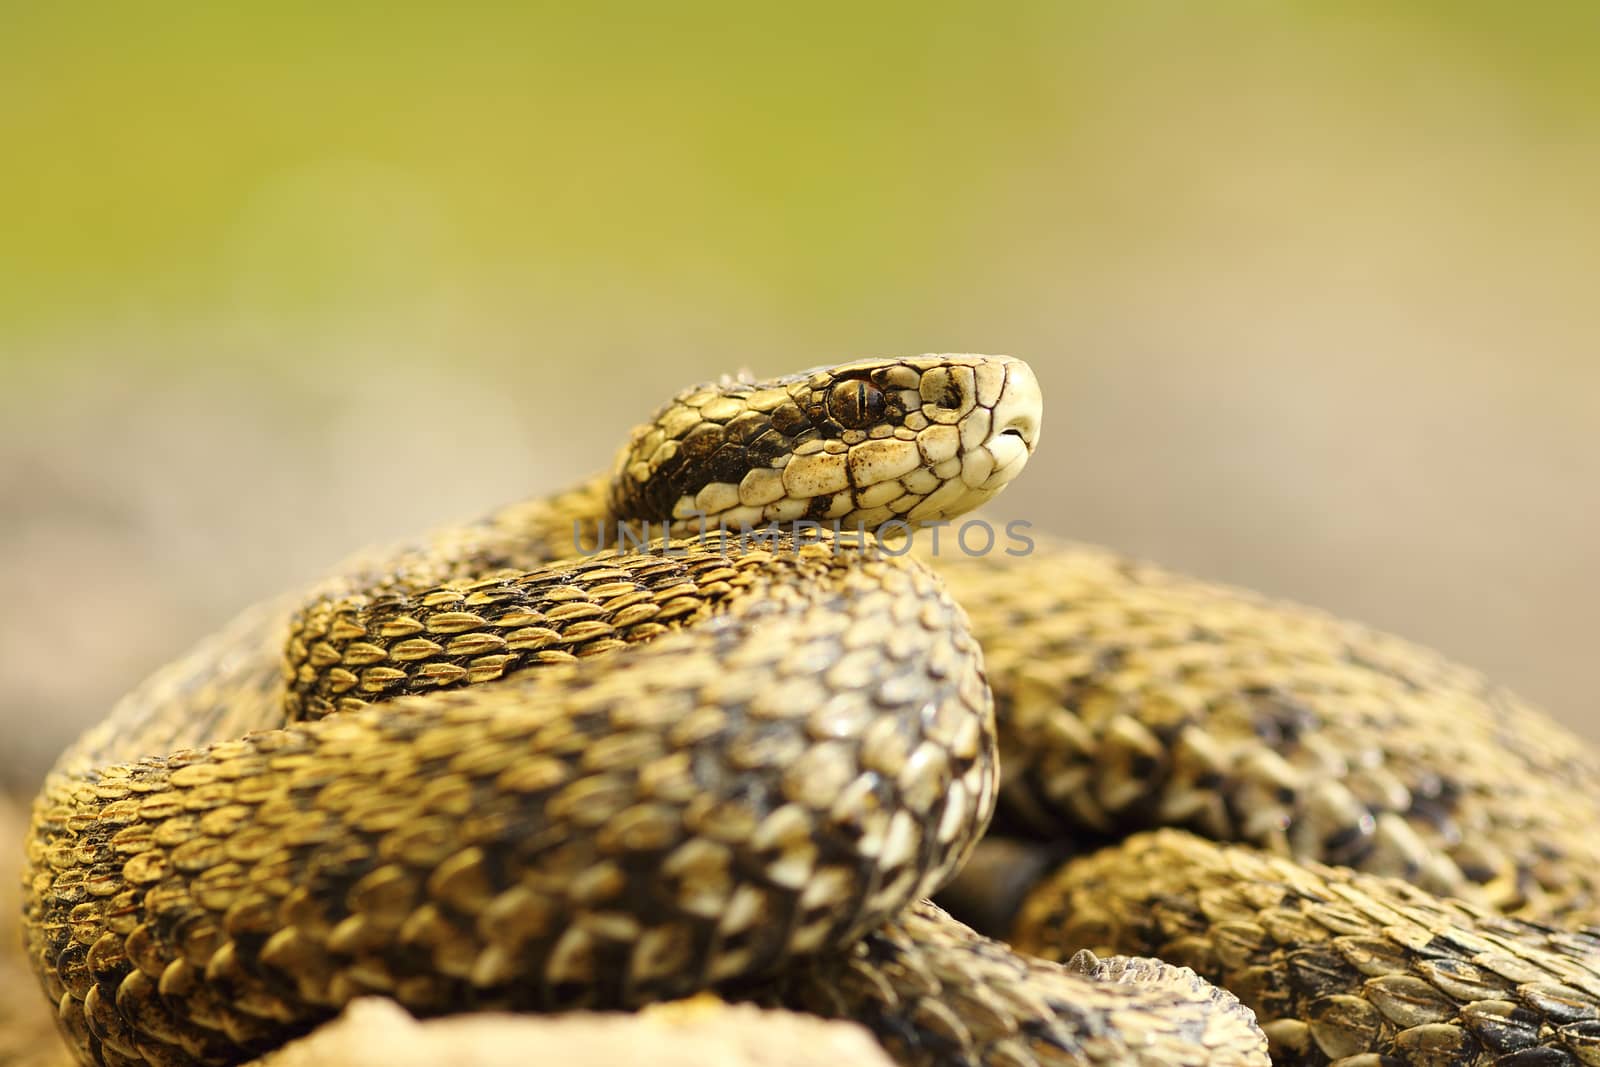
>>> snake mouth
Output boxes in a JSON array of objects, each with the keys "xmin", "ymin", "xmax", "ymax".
[{"xmin": 983, "ymin": 424, "xmax": 1034, "ymax": 489}]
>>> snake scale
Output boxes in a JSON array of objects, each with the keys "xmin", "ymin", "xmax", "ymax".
[{"xmin": 17, "ymin": 354, "xmax": 1600, "ymax": 1067}]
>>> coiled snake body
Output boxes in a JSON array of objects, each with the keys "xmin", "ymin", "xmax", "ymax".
[{"xmin": 20, "ymin": 355, "xmax": 1600, "ymax": 1067}]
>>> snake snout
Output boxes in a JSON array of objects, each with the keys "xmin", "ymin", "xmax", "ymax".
[
  {"xmin": 958, "ymin": 355, "xmax": 1042, "ymax": 497},
  {"xmin": 989, "ymin": 357, "xmax": 1042, "ymax": 453}
]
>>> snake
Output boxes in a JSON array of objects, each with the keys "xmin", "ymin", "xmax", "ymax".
[{"xmin": 18, "ymin": 353, "xmax": 1600, "ymax": 1067}]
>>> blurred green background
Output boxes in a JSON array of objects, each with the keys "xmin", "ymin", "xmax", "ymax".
[{"xmin": 2, "ymin": 3, "xmax": 1597, "ymax": 787}]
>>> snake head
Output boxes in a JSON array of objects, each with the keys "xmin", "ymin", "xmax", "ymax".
[{"xmin": 607, "ymin": 353, "xmax": 1041, "ymax": 531}]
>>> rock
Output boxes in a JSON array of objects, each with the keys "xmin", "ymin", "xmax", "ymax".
[{"xmin": 257, "ymin": 997, "xmax": 893, "ymax": 1067}]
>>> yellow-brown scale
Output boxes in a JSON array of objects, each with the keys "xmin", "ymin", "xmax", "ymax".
[
  {"xmin": 31, "ymin": 349, "xmax": 1600, "ymax": 1067},
  {"xmin": 771, "ymin": 899, "xmax": 1266, "ymax": 1067},
  {"xmin": 26, "ymin": 543, "xmax": 998, "ymax": 1066},
  {"xmin": 26, "ymin": 355, "xmax": 1267, "ymax": 1067},
  {"xmin": 936, "ymin": 540, "xmax": 1600, "ymax": 923},
  {"xmin": 1014, "ymin": 830, "xmax": 1600, "ymax": 1067},
  {"xmin": 50, "ymin": 347, "xmax": 1600, "ymax": 1067},
  {"xmin": 934, "ymin": 539, "xmax": 1600, "ymax": 1065}
]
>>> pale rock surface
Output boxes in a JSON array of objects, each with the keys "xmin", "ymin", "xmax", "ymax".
[{"xmin": 257, "ymin": 997, "xmax": 894, "ymax": 1067}]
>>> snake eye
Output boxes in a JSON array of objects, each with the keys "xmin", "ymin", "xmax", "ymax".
[{"xmin": 827, "ymin": 378, "xmax": 887, "ymax": 429}]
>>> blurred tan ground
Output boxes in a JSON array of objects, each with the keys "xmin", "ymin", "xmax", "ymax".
[{"xmin": 2, "ymin": 3, "xmax": 1597, "ymax": 796}]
